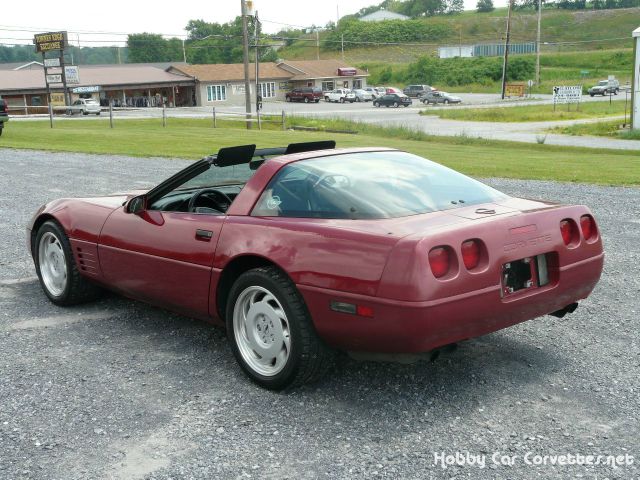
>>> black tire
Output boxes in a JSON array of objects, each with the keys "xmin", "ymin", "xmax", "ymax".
[
  {"xmin": 34, "ymin": 220, "xmax": 102, "ymax": 306},
  {"xmin": 0, "ymin": 126, "xmax": 3, "ymax": 136},
  {"xmin": 315, "ymin": 99, "xmax": 319, "ymax": 103},
  {"xmin": 304, "ymin": 97, "xmax": 309, "ymax": 103},
  {"xmin": 393, "ymin": 102, "xmax": 399, "ymax": 108},
  {"xmin": 590, "ymin": 94, "xmax": 594, "ymax": 97},
  {"xmin": 226, "ymin": 266, "xmax": 335, "ymax": 390},
  {"xmin": 339, "ymin": 97, "xmax": 345, "ymax": 104},
  {"xmin": 96, "ymin": 112, "xmax": 101, "ymax": 116},
  {"xmin": 285, "ymin": 96, "xmax": 291, "ymax": 102},
  {"xmin": 444, "ymin": 99, "xmax": 449, "ymax": 105},
  {"xmin": 614, "ymin": 89, "xmax": 618, "ymax": 95},
  {"xmin": 83, "ymin": 111, "xmax": 88, "ymax": 116}
]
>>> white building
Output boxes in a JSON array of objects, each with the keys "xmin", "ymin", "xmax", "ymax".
[{"xmin": 359, "ymin": 10, "xmax": 409, "ymax": 22}]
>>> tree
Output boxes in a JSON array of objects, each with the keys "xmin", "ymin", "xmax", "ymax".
[
  {"xmin": 446, "ymin": 0, "xmax": 465, "ymax": 13},
  {"xmin": 127, "ymin": 33, "xmax": 168, "ymax": 63},
  {"xmin": 476, "ymin": 0, "xmax": 495, "ymax": 11}
]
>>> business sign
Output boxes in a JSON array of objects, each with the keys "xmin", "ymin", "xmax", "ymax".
[
  {"xmin": 337, "ymin": 67, "xmax": 357, "ymax": 77},
  {"xmin": 44, "ymin": 58, "xmax": 61, "ymax": 68},
  {"xmin": 553, "ymin": 85, "xmax": 582, "ymax": 104},
  {"xmin": 50, "ymin": 93, "xmax": 66, "ymax": 107},
  {"xmin": 46, "ymin": 74, "xmax": 63, "ymax": 84},
  {"xmin": 64, "ymin": 66, "xmax": 80, "ymax": 84},
  {"xmin": 34, "ymin": 31, "xmax": 68, "ymax": 53},
  {"xmin": 72, "ymin": 85, "xmax": 101, "ymax": 94},
  {"xmin": 504, "ymin": 83, "xmax": 525, "ymax": 97}
]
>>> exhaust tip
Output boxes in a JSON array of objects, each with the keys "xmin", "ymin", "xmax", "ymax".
[{"xmin": 550, "ymin": 302, "xmax": 579, "ymax": 318}]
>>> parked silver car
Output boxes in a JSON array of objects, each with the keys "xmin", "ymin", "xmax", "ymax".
[
  {"xmin": 420, "ymin": 91, "xmax": 462, "ymax": 105},
  {"xmin": 69, "ymin": 98, "xmax": 101, "ymax": 115},
  {"xmin": 351, "ymin": 89, "xmax": 374, "ymax": 102}
]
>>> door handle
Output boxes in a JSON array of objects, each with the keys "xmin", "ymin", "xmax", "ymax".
[{"xmin": 195, "ymin": 229, "xmax": 213, "ymax": 241}]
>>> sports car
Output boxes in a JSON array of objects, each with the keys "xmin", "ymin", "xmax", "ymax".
[{"xmin": 28, "ymin": 142, "xmax": 604, "ymax": 390}]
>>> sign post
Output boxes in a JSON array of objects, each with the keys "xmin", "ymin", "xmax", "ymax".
[
  {"xmin": 553, "ymin": 85, "xmax": 582, "ymax": 112},
  {"xmin": 632, "ymin": 26, "xmax": 640, "ymax": 130},
  {"xmin": 34, "ymin": 31, "xmax": 69, "ymax": 125}
]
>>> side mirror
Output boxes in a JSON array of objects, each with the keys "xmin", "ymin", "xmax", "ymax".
[{"xmin": 126, "ymin": 195, "xmax": 147, "ymax": 214}]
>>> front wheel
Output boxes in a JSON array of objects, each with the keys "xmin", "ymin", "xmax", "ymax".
[
  {"xmin": 393, "ymin": 102, "xmax": 399, "ymax": 108},
  {"xmin": 339, "ymin": 97, "xmax": 345, "ymax": 103},
  {"xmin": 285, "ymin": 96, "xmax": 291, "ymax": 102},
  {"xmin": 0, "ymin": 126, "xmax": 3, "ymax": 136},
  {"xmin": 226, "ymin": 267, "xmax": 334, "ymax": 390},
  {"xmin": 304, "ymin": 97, "xmax": 309, "ymax": 103},
  {"xmin": 34, "ymin": 220, "xmax": 102, "ymax": 306}
]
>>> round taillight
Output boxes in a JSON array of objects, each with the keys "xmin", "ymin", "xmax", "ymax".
[
  {"xmin": 560, "ymin": 219, "xmax": 578, "ymax": 246},
  {"xmin": 580, "ymin": 215, "xmax": 597, "ymax": 241},
  {"xmin": 461, "ymin": 239, "xmax": 481, "ymax": 270},
  {"xmin": 429, "ymin": 246, "xmax": 450, "ymax": 278}
]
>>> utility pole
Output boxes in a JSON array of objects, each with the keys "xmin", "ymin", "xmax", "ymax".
[
  {"xmin": 341, "ymin": 34, "xmax": 344, "ymax": 61},
  {"xmin": 535, "ymin": 0, "xmax": 542, "ymax": 85},
  {"xmin": 254, "ymin": 10, "xmax": 261, "ymax": 129},
  {"xmin": 316, "ymin": 30, "xmax": 320, "ymax": 60},
  {"xmin": 241, "ymin": 0, "xmax": 252, "ymax": 129},
  {"xmin": 500, "ymin": 0, "xmax": 514, "ymax": 100},
  {"xmin": 182, "ymin": 38, "xmax": 187, "ymax": 63}
]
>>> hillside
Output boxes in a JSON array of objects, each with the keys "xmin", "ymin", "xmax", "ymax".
[{"xmin": 276, "ymin": 7, "xmax": 639, "ymax": 62}]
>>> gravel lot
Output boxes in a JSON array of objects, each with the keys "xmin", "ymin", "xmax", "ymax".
[{"xmin": 0, "ymin": 148, "xmax": 638, "ymax": 479}]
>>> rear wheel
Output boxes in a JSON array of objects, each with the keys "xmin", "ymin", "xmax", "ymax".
[
  {"xmin": 286, "ymin": 96, "xmax": 291, "ymax": 102},
  {"xmin": 226, "ymin": 266, "xmax": 334, "ymax": 390},
  {"xmin": 339, "ymin": 97, "xmax": 345, "ymax": 104},
  {"xmin": 34, "ymin": 220, "xmax": 102, "ymax": 306}
]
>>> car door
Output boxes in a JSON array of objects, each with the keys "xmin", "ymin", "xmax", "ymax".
[{"xmin": 98, "ymin": 206, "xmax": 225, "ymax": 319}]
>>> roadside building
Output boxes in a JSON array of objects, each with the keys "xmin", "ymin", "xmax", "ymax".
[
  {"xmin": 167, "ymin": 63, "xmax": 292, "ymax": 106},
  {"xmin": 0, "ymin": 59, "xmax": 368, "ymax": 111},
  {"xmin": 169, "ymin": 59, "xmax": 368, "ymax": 106},
  {"xmin": 0, "ymin": 62, "xmax": 195, "ymax": 113},
  {"xmin": 276, "ymin": 59, "xmax": 368, "ymax": 92}
]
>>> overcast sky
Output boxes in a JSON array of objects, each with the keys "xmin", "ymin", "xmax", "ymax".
[{"xmin": 1, "ymin": 0, "xmax": 507, "ymax": 47}]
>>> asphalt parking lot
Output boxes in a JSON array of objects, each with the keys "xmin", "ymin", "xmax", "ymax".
[{"xmin": 1, "ymin": 148, "xmax": 639, "ymax": 479}]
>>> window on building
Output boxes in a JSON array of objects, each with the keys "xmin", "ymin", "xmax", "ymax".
[
  {"xmin": 259, "ymin": 82, "xmax": 276, "ymax": 98},
  {"xmin": 207, "ymin": 85, "xmax": 227, "ymax": 102},
  {"xmin": 321, "ymin": 81, "xmax": 334, "ymax": 91},
  {"xmin": 353, "ymin": 79, "xmax": 362, "ymax": 89}
]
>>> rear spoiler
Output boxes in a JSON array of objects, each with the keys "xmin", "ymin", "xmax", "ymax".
[{"xmin": 210, "ymin": 141, "xmax": 336, "ymax": 169}]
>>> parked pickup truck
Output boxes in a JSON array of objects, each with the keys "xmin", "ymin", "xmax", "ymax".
[
  {"xmin": 285, "ymin": 87, "xmax": 322, "ymax": 103},
  {"xmin": 0, "ymin": 98, "xmax": 8, "ymax": 136},
  {"xmin": 324, "ymin": 88, "xmax": 351, "ymax": 103}
]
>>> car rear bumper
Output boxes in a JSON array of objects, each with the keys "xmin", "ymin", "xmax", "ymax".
[{"xmin": 300, "ymin": 252, "xmax": 603, "ymax": 353}]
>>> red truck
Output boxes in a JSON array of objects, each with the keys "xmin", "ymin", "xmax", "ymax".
[{"xmin": 285, "ymin": 87, "xmax": 322, "ymax": 103}]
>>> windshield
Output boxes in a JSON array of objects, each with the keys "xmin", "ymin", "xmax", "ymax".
[
  {"xmin": 178, "ymin": 163, "xmax": 254, "ymax": 190},
  {"xmin": 598, "ymin": 81, "xmax": 607, "ymax": 86},
  {"xmin": 252, "ymin": 151, "xmax": 508, "ymax": 219}
]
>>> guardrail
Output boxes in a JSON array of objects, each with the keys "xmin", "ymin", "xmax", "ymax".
[{"xmin": 5, "ymin": 105, "xmax": 288, "ymax": 130}]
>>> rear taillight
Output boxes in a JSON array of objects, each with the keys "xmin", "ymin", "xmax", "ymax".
[
  {"xmin": 580, "ymin": 215, "xmax": 597, "ymax": 241},
  {"xmin": 461, "ymin": 239, "xmax": 481, "ymax": 270},
  {"xmin": 560, "ymin": 219, "xmax": 578, "ymax": 246},
  {"xmin": 429, "ymin": 246, "xmax": 451, "ymax": 278}
]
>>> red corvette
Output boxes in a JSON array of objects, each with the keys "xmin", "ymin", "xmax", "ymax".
[{"xmin": 28, "ymin": 142, "xmax": 604, "ymax": 389}]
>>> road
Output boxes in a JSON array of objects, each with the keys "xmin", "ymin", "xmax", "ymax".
[
  {"xmin": 12, "ymin": 93, "xmax": 637, "ymax": 151},
  {"xmin": 1, "ymin": 148, "xmax": 638, "ymax": 479}
]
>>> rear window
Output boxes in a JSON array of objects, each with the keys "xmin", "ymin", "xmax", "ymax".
[{"xmin": 252, "ymin": 151, "xmax": 507, "ymax": 219}]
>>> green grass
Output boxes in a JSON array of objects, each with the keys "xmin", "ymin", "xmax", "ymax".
[
  {"xmin": 279, "ymin": 7, "xmax": 639, "ymax": 63},
  {"xmin": 1, "ymin": 118, "xmax": 638, "ymax": 185},
  {"xmin": 550, "ymin": 119, "xmax": 640, "ymax": 139},
  {"xmin": 424, "ymin": 100, "xmax": 627, "ymax": 122}
]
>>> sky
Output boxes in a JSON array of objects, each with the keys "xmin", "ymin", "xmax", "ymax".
[{"xmin": 1, "ymin": 0, "xmax": 507, "ymax": 47}]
